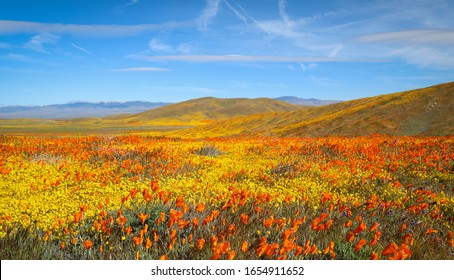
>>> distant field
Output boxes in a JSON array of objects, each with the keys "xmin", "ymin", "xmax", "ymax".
[{"xmin": 1, "ymin": 135, "xmax": 453, "ymax": 260}]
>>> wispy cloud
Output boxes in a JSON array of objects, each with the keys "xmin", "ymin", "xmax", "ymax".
[
  {"xmin": 24, "ymin": 33, "xmax": 60, "ymax": 53},
  {"xmin": 71, "ymin": 43, "xmax": 91, "ymax": 54},
  {"xmin": 1, "ymin": 53, "xmax": 44, "ymax": 64},
  {"xmin": 148, "ymin": 38, "xmax": 173, "ymax": 52},
  {"xmin": 356, "ymin": 29, "xmax": 454, "ymax": 69},
  {"xmin": 110, "ymin": 67, "xmax": 171, "ymax": 72},
  {"xmin": 113, "ymin": 0, "xmax": 140, "ymax": 14},
  {"xmin": 131, "ymin": 54, "xmax": 363, "ymax": 63},
  {"xmin": 198, "ymin": 0, "xmax": 221, "ymax": 31},
  {"xmin": 300, "ymin": 63, "xmax": 317, "ymax": 71},
  {"xmin": 0, "ymin": 20, "xmax": 188, "ymax": 37},
  {"xmin": 356, "ymin": 29, "xmax": 454, "ymax": 45},
  {"xmin": 223, "ymin": 0, "xmax": 248, "ymax": 24}
]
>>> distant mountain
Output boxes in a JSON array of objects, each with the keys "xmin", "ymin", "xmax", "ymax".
[
  {"xmin": 174, "ymin": 82, "xmax": 454, "ymax": 137},
  {"xmin": 0, "ymin": 101, "xmax": 170, "ymax": 119},
  {"xmin": 107, "ymin": 97, "xmax": 302, "ymax": 126},
  {"xmin": 275, "ymin": 96, "xmax": 341, "ymax": 106}
]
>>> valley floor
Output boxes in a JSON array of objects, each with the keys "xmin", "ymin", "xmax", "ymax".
[{"xmin": 0, "ymin": 134, "xmax": 453, "ymax": 259}]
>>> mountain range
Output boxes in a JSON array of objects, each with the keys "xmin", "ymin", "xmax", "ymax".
[
  {"xmin": 0, "ymin": 97, "xmax": 335, "ymax": 119},
  {"xmin": 0, "ymin": 82, "xmax": 452, "ymax": 136},
  {"xmin": 0, "ymin": 101, "xmax": 170, "ymax": 119}
]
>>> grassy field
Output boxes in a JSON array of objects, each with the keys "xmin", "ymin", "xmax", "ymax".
[{"xmin": 1, "ymin": 134, "xmax": 453, "ymax": 259}]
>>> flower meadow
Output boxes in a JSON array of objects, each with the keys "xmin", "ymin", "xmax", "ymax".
[{"xmin": 0, "ymin": 135, "xmax": 453, "ymax": 260}]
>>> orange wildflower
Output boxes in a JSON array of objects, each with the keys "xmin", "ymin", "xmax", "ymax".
[
  {"xmin": 145, "ymin": 237, "xmax": 152, "ymax": 249},
  {"xmin": 175, "ymin": 196, "xmax": 184, "ymax": 207},
  {"xmin": 133, "ymin": 236, "xmax": 143, "ymax": 246},
  {"xmin": 84, "ymin": 239, "xmax": 93, "ymax": 250},
  {"xmin": 159, "ymin": 255, "xmax": 167, "ymax": 260},
  {"xmin": 135, "ymin": 251, "xmax": 140, "ymax": 260},
  {"xmin": 227, "ymin": 250, "xmax": 236, "ymax": 260},
  {"xmin": 192, "ymin": 218, "xmax": 199, "ymax": 230},
  {"xmin": 353, "ymin": 221, "xmax": 367, "ymax": 234},
  {"xmin": 138, "ymin": 212, "xmax": 149, "ymax": 224},
  {"xmin": 240, "ymin": 213, "xmax": 249, "ymax": 224},
  {"xmin": 381, "ymin": 243, "xmax": 398, "ymax": 256},
  {"xmin": 263, "ymin": 217, "xmax": 274, "ymax": 228},
  {"xmin": 425, "ymin": 228, "xmax": 438, "ymax": 235},
  {"xmin": 196, "ymin": 238, "xmax": 205, "ymax": 250},
  {"xmin": 74, "ymin": 211, "xmax": 83, "ymax": 223},
  {"xmin": 371, "ymin": 252, "xmax": 379, "ymax": 260},
  {"xmin": 195, "ymin": 203, "xmax": 206, "ymax": 212},
  {"xmin": 346, "ymin": 232, "xmax": 355, "ymax": 242},
  {"xmin": 354, "ymin": 239, "xmax": 367, "ymax": 252},
  {"xmin": 125, "ymin": 226, "xmax": 132, "ymax": 235},
  {"xmin": 400, "ymin": 223, "xmax": 407, "ymax": 231},
  {"xmin": 344, "ymin": 220, "xmax": 353, "ymax": 227},
  {"xmin": 370, "ymin": 231, "xmax": 381, "ymax": 246},
  {"xmin": 241, "ymin": 241, "xmax": 249, "ymax": 252},
  {"xmin": 369, "ymin": 222, "xmax": 379, "ymax": 232}
]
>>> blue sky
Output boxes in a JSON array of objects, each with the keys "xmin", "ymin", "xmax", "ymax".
[{"xmin": 0, "ymin": 0, "xmax": 453, "ymax": 106}]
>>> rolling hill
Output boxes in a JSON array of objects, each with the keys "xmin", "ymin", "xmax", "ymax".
[
  {"xmin": 0, "ymin": 82, "xmax": 452, "ymax": 136},
  {"xmin": 173, "ymin": 82, "xmax": 454, "ymax": 138},
  {"xmin": 107, "ymin": 97, "xmax": 302, "ymax": 126}
]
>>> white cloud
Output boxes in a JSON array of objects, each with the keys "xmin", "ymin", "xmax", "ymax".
[
  {"xmin": 357, "ymin": 29, "xmax": 454, "ymax": 45},
  {"xmin": 148, "ymin": 39, "xmax": 173, "ymax": 52},
  {"xmin": 388, "ymin": 46, "xmax": 454, "ymax": 69},
  {"xmin": 356, "ymin": 29, "xmax": 454, "ymax": 69},
  {"xmin": 223, "ymin": 0, "xmax": 248, "ymax": 24},
  {"xmin": 71, "ymin": 43, "xmax": 91, "ymax": 54},
  {"xmin": 300, "ymin": 63, "xmax": 317, "ymax": 71},
  {"xmin": 0, "ymin": 20, "xmax": 186, "ymax": 37},
  {"xmin": 133, "ymin": 54, "xmax": 358, "ymax": 63},
  {"xmin": 113, "ymin": 0, "xmax": 140, "ymax": 13},
  {"xmin": 278, "ymin": 0, "xmax": 291, "ymax": 25},
  {"xmin": 24, "ymin": 33, "xmax": 60, "ymax": 53},
  {"xmin": 329, "ymin": 44, "xmax": 343, "ymax": 58},
  {"xmin": 176, "ymin": 42, "xmax": 197, "ymax": 54},
  {"xmin": 198, "ymin": 0, "xmax": 222, "ymax": 31}
]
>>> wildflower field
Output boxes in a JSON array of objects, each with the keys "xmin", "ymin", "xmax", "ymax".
[{"xmin": 0, "ymin": 134, "xmax": 453, "ymax": 260}]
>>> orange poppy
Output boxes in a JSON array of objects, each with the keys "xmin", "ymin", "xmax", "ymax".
[
  {"xmin": 353, "ymin": 221, "xmax": 367, "ymax": 234},
  {"xmin": 369, "ymin": 222, "xmax": 379, "ymax": 232},
  {"xmin": 371, "ymin": 252, "xmax": 379, "ymax": 260},
  {"xmin": 227, "ymin": 250, "xmax": 236, "ymax": 260},
  {"xmin": 196, "ymin": 238, "xmax": 205, "ymax": 250},
  {"xmin": 346, "ymin": 232, "xmax": 355, "ymax": 242},
  {"xmin": 354, "ymin": 239, "xmax": 367, "ymax": 252},
  {"xmin": 381, "ymin": 243, "xmax": 398, "ymax": 256},
  {"xmin": 425, "ymin": 228, "xmax": 438, "ymax": 235},
  {"xmin": 138, "ymin": 212, "xmax": 149, "ymax": 224},
  {"xmin": 195, "ymin": 203, "xmax": 206, "ymax": 212},
  {"xmin": 145, "ymin": 237, "xmax": 152, "ymax": 249},
  {"xmin": 240, "ymin": 214, "xmax": 249, "ymax": 224},
  {"xmin": 133, "ymin": 236, "xmax": 143, "ymax": 246},
  {"xmin": 175, "ymin": 196, "xmax": 184, "ymax": 207},
  {"xmin": 241, "ymin": 241, "xmax": 249, "ymax": 252},
  {"xmin": 84, "ymin": 239, "xmax": 93, "ymax": 250}
]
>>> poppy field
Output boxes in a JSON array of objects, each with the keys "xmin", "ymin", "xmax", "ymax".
[{"xmin": 0, "ymin": 134, "xmax": 453, "ymax": 260}]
